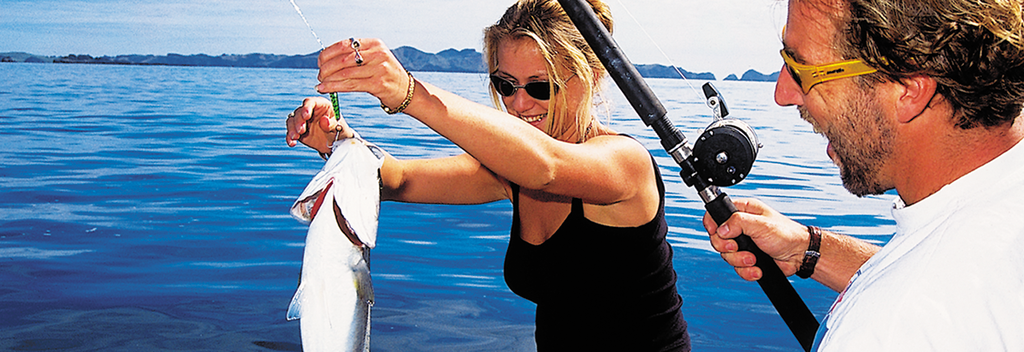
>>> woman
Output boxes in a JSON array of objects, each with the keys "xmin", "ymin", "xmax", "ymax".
[{"xmin": 286, "ymin": 0, "xmax": 691, "ymax": 350}]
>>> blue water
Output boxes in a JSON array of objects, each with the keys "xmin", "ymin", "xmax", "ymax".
[{"xmin": 0, "ymin": 63, "xmax": 896, "ymax": 351}]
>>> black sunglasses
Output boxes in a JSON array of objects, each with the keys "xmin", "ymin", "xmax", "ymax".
[{"xmin": 490, "ymin": 75, "xmax": 554, "ymax": 101}]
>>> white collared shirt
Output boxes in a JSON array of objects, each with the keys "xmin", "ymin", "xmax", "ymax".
[{"xmin": 813, "ymin": 139, "xmax": 1024, "ymax": 351}]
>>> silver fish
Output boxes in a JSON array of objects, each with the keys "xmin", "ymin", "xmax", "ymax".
[{"xmin": 288, "ymin": 135, "xmax": 385, "ymax": 352}]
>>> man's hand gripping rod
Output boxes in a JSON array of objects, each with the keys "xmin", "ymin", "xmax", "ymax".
[{"xmin": 556, "ymin": 0, "xmax": 819, "ymax": 350}]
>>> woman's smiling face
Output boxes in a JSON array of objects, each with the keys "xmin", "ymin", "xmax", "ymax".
[
  {"xmin": 493, "ymin": 38, "xmax": 553, "ymax": 131},
  {"xmin": 493, "ymin": 38, "xmax": 587, "ymax": 140}
]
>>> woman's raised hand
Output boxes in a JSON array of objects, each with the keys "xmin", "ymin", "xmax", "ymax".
[
  {"xmin": 316, "ymin": 38, "xmax": 412, "ymax": 111},
  {"xmin": 285, "ymin": 96, "xmax": 354, "ymax": 154}
]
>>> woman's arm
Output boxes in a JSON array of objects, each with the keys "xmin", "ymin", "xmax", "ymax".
[
  {"xmin": 286, "ymin": 96, "xmax": 509, "ymax": 206},
  {"xmin": 402, "ymin": 81, "xmax": 654, "ymax": 205},
  {"xmin": 380, "ymin": 153, "xmax": 508, "ymax": 205},
  {"xmin": 316, "ymin": 39, "xmax": 653, "ymax": 206}
]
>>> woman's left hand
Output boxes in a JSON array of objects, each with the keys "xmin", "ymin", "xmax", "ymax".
[
  {"xmin": 316, "ymin": 38, "xmax": 412, "ymax": 110},
  {"xmin": 285, "ymin": 96, "xmax": 353, "ymax": 154}
]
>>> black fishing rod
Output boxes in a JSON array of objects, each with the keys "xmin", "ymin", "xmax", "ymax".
[{"xmin": 556, "ymin": 0, "xmax": 819, "ymax": 350}]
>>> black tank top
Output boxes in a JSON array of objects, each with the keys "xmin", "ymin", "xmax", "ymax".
[{"xmin": 504, "ymin": 152, "xmax": 691, "ymax": 352}]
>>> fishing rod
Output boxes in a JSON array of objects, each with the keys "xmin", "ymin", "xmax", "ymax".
[{"xmin": 556, "ymin": 0, "xmax": 819, "ymax": 350}]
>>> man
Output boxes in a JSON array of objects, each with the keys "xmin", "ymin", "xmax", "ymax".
[{"xmin": 705, "ymin": 0, "xmax": 1024, "ymax": 350}]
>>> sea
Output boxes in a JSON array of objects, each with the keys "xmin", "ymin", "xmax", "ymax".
[{"xmin": 0, "ymin": 62, "xmax": 897, "ymax": 351}]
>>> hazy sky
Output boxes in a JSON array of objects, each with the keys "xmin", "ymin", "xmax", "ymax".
[{"xmin": 1, "ymin": 0, "xmax": 788, "ymax": 78}]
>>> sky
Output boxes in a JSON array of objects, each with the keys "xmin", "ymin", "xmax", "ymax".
[{"xmin": 1, "ymin": 0, "xmax": 789, "ymax": 79}]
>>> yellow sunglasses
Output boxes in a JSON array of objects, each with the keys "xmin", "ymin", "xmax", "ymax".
[{"xmin": 780, "ymin": 49, "xmax": 878, "ymax": 94}]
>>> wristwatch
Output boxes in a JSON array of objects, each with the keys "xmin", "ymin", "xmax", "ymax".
[{"xmin": 796, "ymin": 225, "xmax": 821, "ymax": 279}]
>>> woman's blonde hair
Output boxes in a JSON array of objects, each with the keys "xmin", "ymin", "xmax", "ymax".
[{"xmin": 483, "ymin": 0, "xmax": 613, "ymax": 142}]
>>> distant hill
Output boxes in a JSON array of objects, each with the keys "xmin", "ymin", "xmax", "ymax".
[
  {"xmin": 634, "ymin": 64, "xmax": 715, "ymax": 80},
  {"xmin": 2, "ymin": 49, "xmax": 777, "ymax": 81},
  {"xmin": 1, "ymin": 52, "xmax": 51, "ymax": 63},
  {"xmin": 724, "ymin": 69, "xmax": 780, "ymax": 82},
  {"xmin": 392, "ymin": 47, "xmax": 487, "ymax": 73}
]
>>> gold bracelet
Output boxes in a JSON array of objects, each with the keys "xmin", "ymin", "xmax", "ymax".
[{"xmin": 381, "ymin": 71, "xmax": 415, "ymax": 115}]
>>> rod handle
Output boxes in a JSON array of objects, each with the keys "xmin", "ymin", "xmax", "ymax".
[{"xmin": 706, "ymin": 193, "xmax": 820, "ymax": 351}]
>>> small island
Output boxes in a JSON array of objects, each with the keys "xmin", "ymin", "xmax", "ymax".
[{"xmin": 2, "ymin": 48, "xmax": 779, "ymax": 82}]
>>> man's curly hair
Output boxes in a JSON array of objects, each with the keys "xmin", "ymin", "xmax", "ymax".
[{"xmin": 839, "ymin": 0, "xmax": 1024, "ymax": 129}]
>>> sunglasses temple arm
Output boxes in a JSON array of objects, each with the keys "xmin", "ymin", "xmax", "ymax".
[{"xmin": 559, "ymin": 0, "xmax": 820, "ymax": 350}]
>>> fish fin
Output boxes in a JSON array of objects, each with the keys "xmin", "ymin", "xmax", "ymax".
[
  {"xmin": 286, "ymin": 282, "xmax": 304, "ymax": 321},
  {"xmin": 355, "ymin": 257, "xmax": 375, "ymax": 304},
  {"xmin": 362, "ymin": 139, "xmax": 386, "ymax": 166}
]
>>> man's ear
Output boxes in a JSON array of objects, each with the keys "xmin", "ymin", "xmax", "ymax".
[{"xmin": 895, "ymin": 75, "xmax": 938, "ymax": 124}]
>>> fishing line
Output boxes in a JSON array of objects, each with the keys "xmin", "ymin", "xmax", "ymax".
[
  {"xmin": 287, "ymin": 0, "xmax": 343, "ymax": 123},
  {"xmin": 612, "ymin": 0, "xmax": 707, "ymax": 107},
  {"xmin": 288, "ymin": 0, "xmax": 326, "ymax": 48}
]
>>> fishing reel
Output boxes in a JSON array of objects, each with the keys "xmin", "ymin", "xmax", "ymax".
[{"xmin": 689, "ymin": 83, "xmax": 762, "ymax": 187}]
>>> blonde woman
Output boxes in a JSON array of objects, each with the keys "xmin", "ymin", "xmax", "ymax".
[{"xmin": 286, "ymin": 0, "xmax": 691, "ymax": 350}]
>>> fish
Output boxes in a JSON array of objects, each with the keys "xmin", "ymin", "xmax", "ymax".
[{"xmin": 287, "ymin": 134, "xmax": 385, "ymax": 352}]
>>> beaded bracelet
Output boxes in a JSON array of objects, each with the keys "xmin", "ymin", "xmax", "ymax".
[
  {"xmin": 796, "ymin": 225, "xmax": 822, "ymax": 279},
  {"xmin": 381, "ymin": 71, "xmax": 415, "ymax": 115}
]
